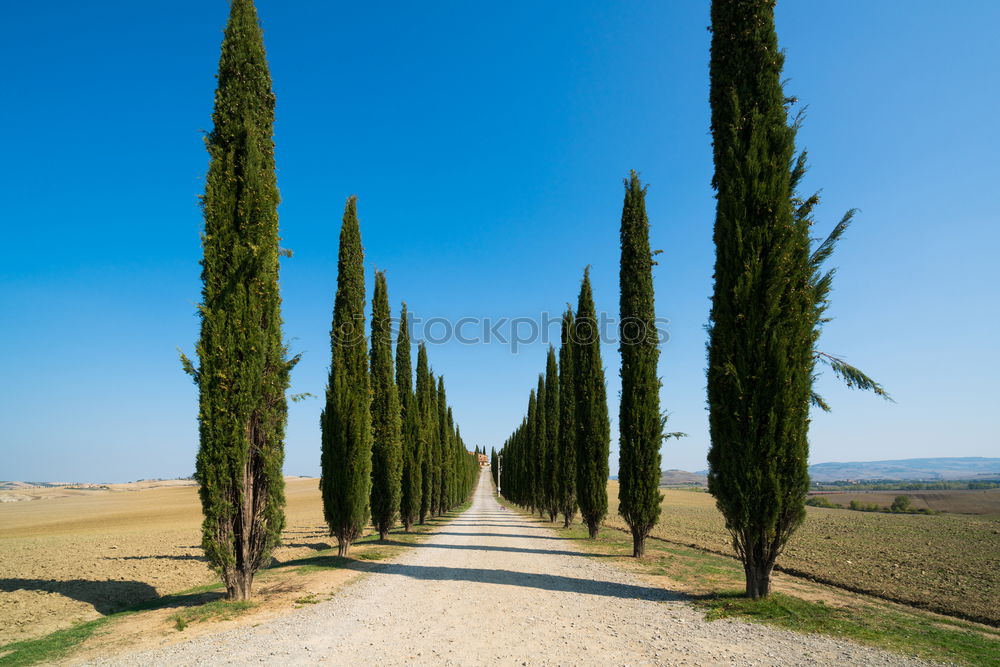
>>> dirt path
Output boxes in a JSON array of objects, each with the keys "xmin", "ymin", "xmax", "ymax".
[{"xmin": 87, "ymin": 474, "xmax": 930, "ymax": 666}]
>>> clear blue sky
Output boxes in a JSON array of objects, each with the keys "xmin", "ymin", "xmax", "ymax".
[{"xmin": 2, "ymin": 1, "xmax": 997, "ymax": 482}]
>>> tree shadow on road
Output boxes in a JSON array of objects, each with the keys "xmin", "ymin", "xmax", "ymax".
[
  {"xmin": 369, "ymin": 564, "xmax": 683, "ymax": 602},
  {"xmin": 377, "ymin": 540, "xmax": 616, "ymax": 559},
  {"xmin": 435, "ymin": 532, "xmax": 571, "ymax": 541}
]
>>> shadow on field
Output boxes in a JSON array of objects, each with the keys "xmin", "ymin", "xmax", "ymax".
[
  {"xmin": 106, "ymin": 554, "xmax": 207, "ymax": 562},
  {"xmin": 279, "ymin": 542, "xmax": 332, "ymax": 550},
  {"xmin": 0, "ymin": 578, "xmax": 160, "ymax": 614}
]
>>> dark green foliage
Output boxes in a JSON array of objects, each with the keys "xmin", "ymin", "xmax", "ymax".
[
  {"xmin": 436, "ymin": 376, "xmax": 450, "ymax": 515},
  {"xmin": 185, "ymin": 0, "xmax": 293, "ymax": 601},
  {"xmin": 574, "ymin": 268, "xmax": 610, "ymax": 538},
  {"xmin": 396, "ymin": 303, "xmax": 421, "ymax": 531},
  {"xmin": 706, "ymin": 0, "xmax": 889, "ymax": 600},
  {"xmin": 490, "ymin": 447, "xmax": 498, "ymax": 487},
  {"xmin": 705, "ymin": 0, "xmax": 815, "ymax": 599},
  {"xmin": 415, "ymin": 344, "xmax": 434, "ymax": 524},
  {"xmin": 369, "ymin": 272, "xmax": 402, "ymax": 540},
  {"xmin": 617, "ymin": 171, "xmax": 663, "ymax": 558},
  {"xmin": 890, "ymin": 495, "xmax": 911, "ymax": 512},
  {"xmin": 320, "ymin": 197, "xmax": 372, "ymax": 557},
  {"xmin": 534, "ymin": 374, "xmax": 548, "ymax": 517},
  {"xmin": 525, "ymin": 389, "xmax": 538, "ymax": 512},
  {"xmin": 544, "ymin": 346, "xmax": 560, "ymax": 522},
  {"xmin": 557, "ymin": 309, "xmax": 578, "ymax": 527}
]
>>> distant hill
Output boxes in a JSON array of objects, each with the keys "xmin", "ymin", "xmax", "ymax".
[
  {"xmin": 671, "ymin": 457, "xmax": 1000, "ymax": 486},
  {"xmin": 807, "ymin": 457, "xmax": 1000, "ymax": 482},
  {"xmin": 659, "ymin": 469, "xmax": 707, "ymax": 487}
]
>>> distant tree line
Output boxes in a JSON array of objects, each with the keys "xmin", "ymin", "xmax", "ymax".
[
  {"xmin": 806, "ymin": 495, "xmax": 937, "ymax": 515},
  {"xmin": 812, "ymin": 481, "xmax": 999, "ymax": 491}
]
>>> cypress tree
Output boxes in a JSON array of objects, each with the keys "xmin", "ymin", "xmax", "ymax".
[
  {"xmin": 369, "ymin": 272, "xmax": 402, "ymax": 540},
  {"xmin": 617, "ymin": 171, "xmax": 663, "ymax": 558},
  {"xmin": 436, "ymin": 376, "xmax": 450, "ymax": 514},
  {"xmin": 706, "ymin": 0, "xmax": 818, "ymax": 598},
  {"xmin": 184, "ymin": 0, "xmax": 294, "ymax": 601},
  {"xmin": 490, "ymin": 447, "xmax": 498, "ymax": 487},
  {"xmin": 415, "ymin": 343, "xmax": 434, "ymax": 524},
  {"xmin": 544, "ymin": 346, "xmax": 560, "ymax": 522},
  {"xmin": 535, "ymin": 374, "xmax": 548, "ymax": 517},
  {"xmin": 396, "ymin": 303, "xmax": 421, "ymax": 532},
  {"xmin": 574, "ymin": 268, "xmax": 610, "ymax": 538},
  {"xmin": 557, "ymin": 308, "xmax": 577, "ymax": 527},
  {"xmin": 707, "ymin": 0, "xmax": 889, "ymax": 599},
  {"xmin": 320, "ymin": 196, "xmax": 372, "ymax": 557},
  {"xmin": 525, "ymin": 388, "xmax": 538, "ymax": 513}
]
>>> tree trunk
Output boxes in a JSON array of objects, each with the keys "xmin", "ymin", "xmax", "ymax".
[
  {"xmin": 631, "ymin": 529, "xmax": 646, "ymax": 558},
  {"xmin": 562, "ymin": 515, "xmax": 571, "ymax": 528},
  {"xmin": 378, "ymin": 528, "xmax": 388, "ymax": 541},
  {"xmin": 744, "ymin": 559, "xmax": 774, "ymax": 599},
  {"xmin": 337, "ymin": 538, "xmax": 351, "ymax": 557},
  {"xmin": 587, "ymin": 521, "xmax": 599, "ymax": 539},
  {"xmin": 228, "ymin": 571, "xmax": 252, "ymax": 601},
  {"xmin": 403, "ymin": 519, "xmax": 411, "ymax": 533}
]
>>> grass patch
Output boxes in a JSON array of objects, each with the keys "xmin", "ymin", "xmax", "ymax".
[
  {"xmin": 293, "ymin": 594, "xmax": 320, "ymax": 606},
  {"xmin": 169, "ymin": 599, "xmax": 255, "ymax": 632},
  {"xmin": 697, "ymin": 592, "xmax": 1000, "ymax": 666},
  {"xmin": 0, "ymin": 618, "xmax": 108, "ymax": 667}
]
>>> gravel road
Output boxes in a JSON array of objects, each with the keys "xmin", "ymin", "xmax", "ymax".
[{"xmin": 89, "ymin": 473, "xmax": 933, "ymax": 666}]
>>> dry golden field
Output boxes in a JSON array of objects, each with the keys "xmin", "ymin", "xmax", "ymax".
[
  {"xmin": 0, "ymin": 478, "xmax": 329, "ymax": 644},
  {"xmin": 605, "ymin": 482, "xmax": 1000, "ymax": 626}
]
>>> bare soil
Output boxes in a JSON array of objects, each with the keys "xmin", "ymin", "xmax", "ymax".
[{"xmin": 0, "ymin": 477, "xmax": 328, "ymax": 644}]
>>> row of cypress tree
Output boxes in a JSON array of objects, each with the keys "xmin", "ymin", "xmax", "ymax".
[
  {"xmin": 187, "ymin": 0, "xmax": 478, "ymax": 599},
  {"xmin": 497, "ymin": 172, "xmax": 671, "ymax": 557},
  {"xmin": 499, "ymin": 1, "xmax": 889, "ymax": 599},
  {"xmin": 321, "ymin": 196, "xmax": 480, "ymax": 557}
]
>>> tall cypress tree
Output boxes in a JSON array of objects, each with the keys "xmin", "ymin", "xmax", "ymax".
[
  {"xmin": 184, "ymin": 0, "xmax": 293, "ymax": 601},
  {"xmin": 707, "ymin": 0, "xmax": 888, "ymax": 599},
  {"xmin": 544, "ymin": 346, "xmax": 560, "ymax": 522},
  {"xmin": 574, "ymin": 268, "xmax": 610, "ymax": 538},
  {"xmin": 436, "ymin": 376, "xmax": 449, "ymax": 514},
  {"xmin": 396, "ymin": 303, "xmax": 421, "ymax": 532},
  {"xmin": 557, "ymin": 308, "xmax": 577, "ymax": 527},
  {"xmin": 490, "ymin": 447, "xmax": 498, "ymax": 487},
  {"xmin": 320, "ymin": 197, "xmax": 372, "ymax": 557},
  {"xmin": 369, "ymin": 272, "xmax": 402, "ymax": 540},
  {"xmin": 525, "ymin": 388, "xmax": 538, "ymax": 513},
  {"xmin": 706, "ymin": 0, "xmax": 819, "ymax": 598},
  {"xmin": 415, "ymin": 343, "xmax": 434, "ymax": 524},
  {"xmin": 617, "ymin": 171, "xmax": 663, "ymax": 558},
  {"xmin": 534, "ymin": 374, "xmax": 548, "ymax": 517}
]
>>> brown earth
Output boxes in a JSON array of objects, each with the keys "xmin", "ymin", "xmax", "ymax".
[
  {"xmin": 807, "ymin": 489, "xmax": 1000, "ymax": 514},
  {"xmin": 605, "ymin": 482, "xmax": 1000, "ymax": 626},
  {"xmin": 0, "ymin": 478, "xmax": 329, "ymax": 644}
]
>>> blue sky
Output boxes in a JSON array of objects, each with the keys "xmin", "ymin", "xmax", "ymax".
[{"xmin": 2, "ymin": 1, "xmax": 997, "ymax": 482}]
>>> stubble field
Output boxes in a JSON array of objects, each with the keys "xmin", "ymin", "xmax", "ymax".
[
  {"xmin": 0, "ymin": 478, "xmax": 328, "ymax": 645},
  {"xmin": 604, "ymin": 482, "xmax": 1000, "ymax": 626}
]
